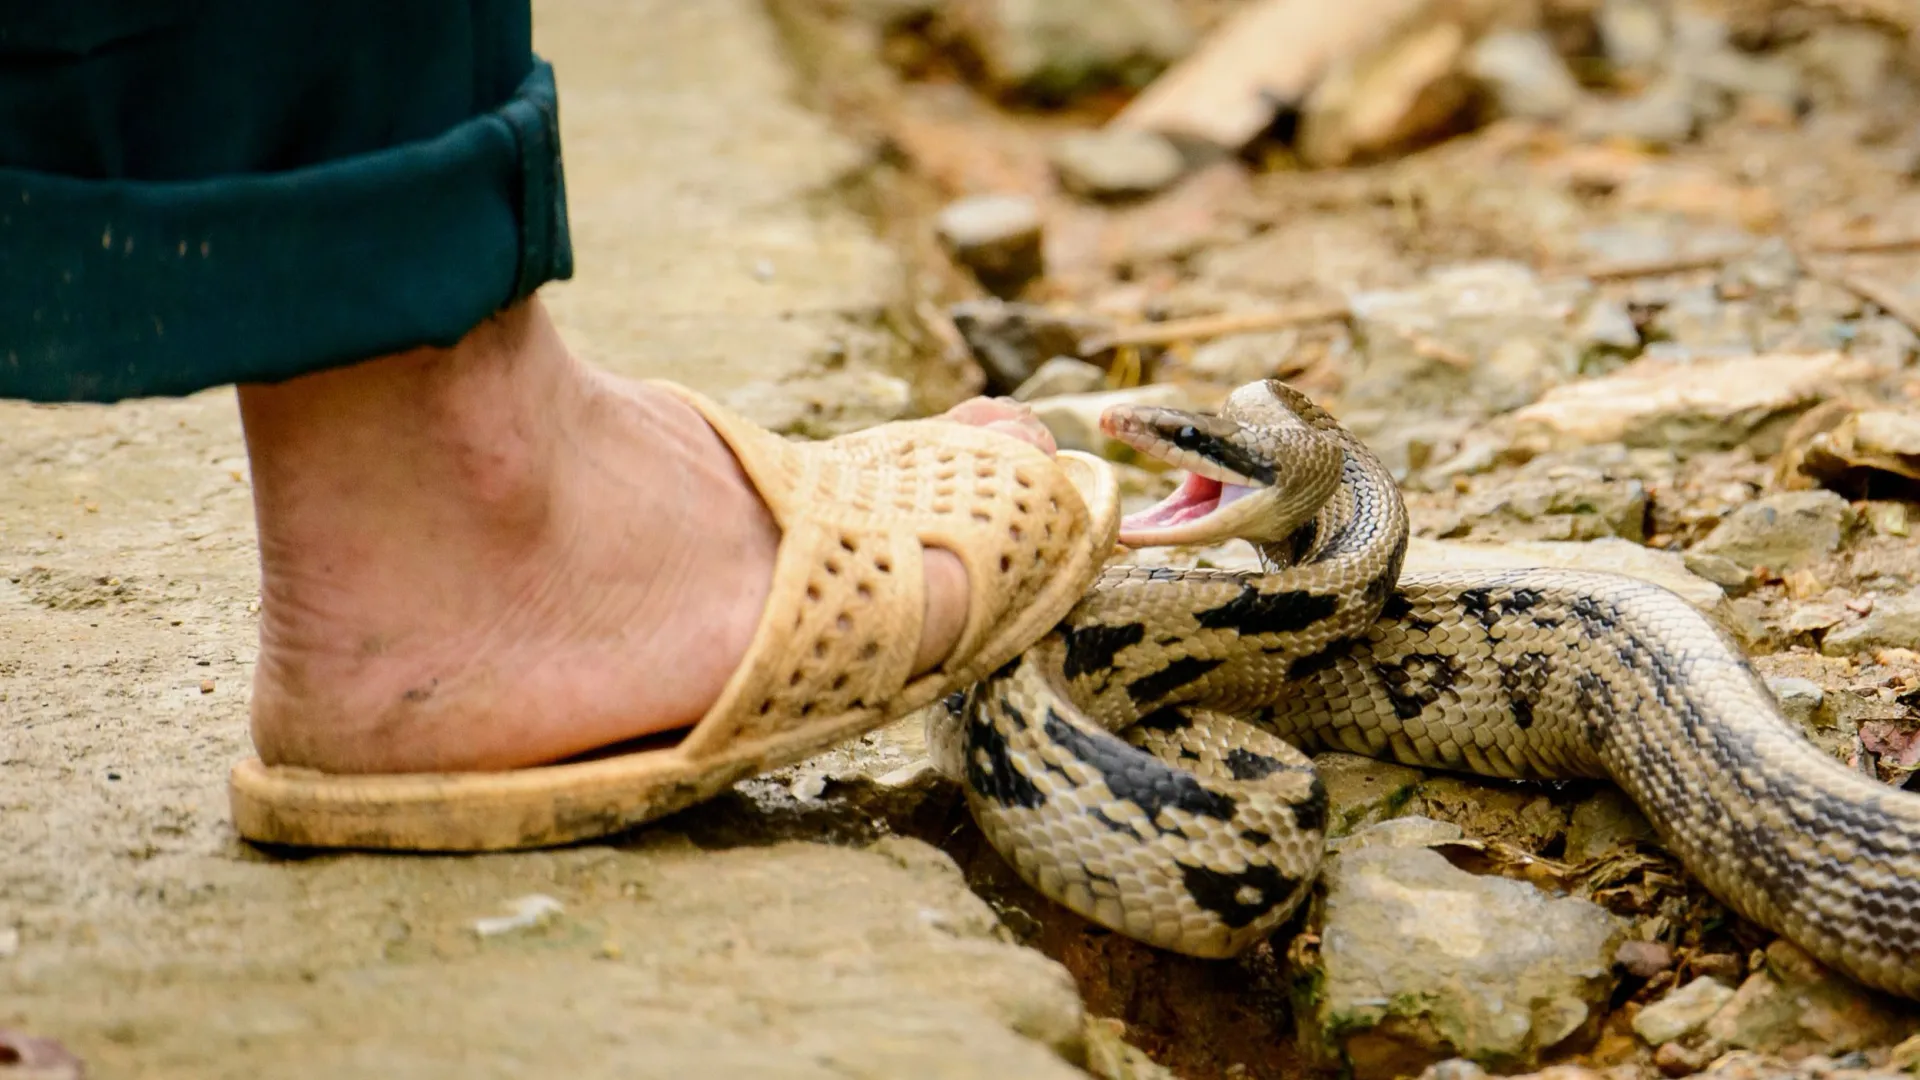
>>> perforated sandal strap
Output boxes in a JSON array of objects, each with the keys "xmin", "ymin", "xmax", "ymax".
[{"xmin": 680, "ymin": 516, "xmax": 924, "ymax": 761}]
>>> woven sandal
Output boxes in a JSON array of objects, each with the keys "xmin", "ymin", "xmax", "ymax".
[{"xmin": 227, "ymin": 380, "xmax": 1120, "ymax": 851}]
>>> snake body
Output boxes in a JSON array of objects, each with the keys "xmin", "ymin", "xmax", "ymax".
[{"xmin": 928, "ymin": 379, "xmax": 1920, "ymax": 1000}]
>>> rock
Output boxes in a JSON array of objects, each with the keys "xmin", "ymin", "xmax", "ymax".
[
  {"xmin": 1574, "ymin": 74, "xmax": 1698, "ymax": 147},
  {"xmin": 1565, "ymin": 788, "xmax": 1656, "ymax": 863},
  {"xmin": 1765, "ymin": 676, "xmax": 1827, "ymax": 730},
  {"xmin": 1685, "ymin": 49, "xmax": 1806, "ymax": 115},
  {"xmin": 1404, "ymin": 537, "xmax": 1727, "ymax": 614},
  {"xmin": 937, "ymin": 194, "xmax": 1044, "ymax": 298},
  {"xmin": 1294, "ymin": 846, "xmax": 1624, "ymax": 1078},
  {"xmin": 1821, "ymin": 593, "xmax": 1920, "ymax": 656},
  {"xmin": 1801, "ymin": 409, "xmax": 1920, "ymax": 497},
  {"xmin": 722, "ymin": 370, "xmax": 914, "ymax": 439},
  {"xmin": 1893, "ymin": 1032, "xmax": 1920, "ymax": 1072},
  {"xmin": 954, "ymin": 0, "xmax": 1195, "ymax": 100},
  {"xmin": 1345, "ymin": 261, "xmax": 1587, "ymax": 423},
  {"xmin": 1683, "ymin": 552, "xmax": 1752, "ymax": 593},
  {"xmin": 1646, "ymin": 286, "xmax": 1757, "ymax": 361},
  {"xmin": 0, "ymin": 1031, "xmax": 84, "ymax": 1080},
  {"xmin": 1719, "ymin": 239, "xmax": 1800, "ymax": 298},
  {"xmin": 1597, "ymin": 0, "xmax": 1668, "ymax": 71},
  {"xmin": 847, "ymin": 0, "xmax": 942, "ymax": 27},
  {"xmin": 1510, "ymin": 352, "xmax": 1875, "ymax": 457},
  {"xmin": 1419, "ymin": 1060, "xmax": 1491, "ymax": 1080},
  {"xmin": 1792, "ymin": 25, "xmax": 1899, "ymax": 107},
  {"xmin": 1050, "ymin": 129, "xmax": 1185, "ymax": 200},
  {"xmin": 1442, "ymin": 472, "xmax": 1649, "ymax": 543},
  {"xmin": 1012, "ymin": 356, "xmax": 1107, "ymax": 401},
  {"xmin": 1701, "ymin": 939, "xmax": 1920, "ymax": 1057},
  {"xmin": 1468, "ymin": 31, "xmax": 1584, "ymax": 121},
  {"xmin": 1615, "ymin": 940, "xmax": 1675, "ymax": 980},
  {"xmin": 1689, "ymin": 490, "xmax": 1852, "ymax": 574},
  {"xmin": 1575, "ymin": 298, "xmax": 1641, "ymax": 369},
  {"xmin": 1634, "ymin": 976, "xmax": 1737, "ymax": 1046},
  {"xmin": 950, "ymin": 299, "xmax": 1109, "ymax": 395},
  {"xmin": 1185, "ymin": 330, "xmax": 1301, "ymax": 386},
  {"xmin": 1655, "ymin": 1040, "xmax": 1714, "ymax": 1076},
  {"xmin": 1082, "ymin": 1016, "xmax": 1178, "ymax": 1080},
  {"xmin": 1312, "ymin": 752, "xmax": 1430, "ymax": 838},
  {"xmin": 1295, "ymin": 0, "xmax": 1507, "ymax": 168},
  {"xmin": 1327, "ymin": 815, "xmax": 1467, "ymax": 855},
  {"xmin": 1028, "ymin": 384, "xmax": 1212, "ymax": 458}
]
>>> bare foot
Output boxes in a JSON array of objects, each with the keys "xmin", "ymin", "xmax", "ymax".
[{"xmin": 239, "ymin": 298, "xmax": 1054, "ymax": 774}]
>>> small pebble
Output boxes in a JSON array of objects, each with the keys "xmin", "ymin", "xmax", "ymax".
[
  {"xmin": 1050, "ymin": 128, "xmax": 1186, "ymax": 200},
  {"xmin": 1467, "ymin": 30, "xmax": 1583, "ymax": 121},
  {"xmin": 1615, "ymin": 939, "xmax": 1675, "ymax": 978},
  {"xmin": 935, "ymin": 194, "xmax": 1043, "ymax": 298},
  {"xmin": 472, "ymin": 894, "xmax": 564, "ymax": 938},
  {"xmin": 1689, "ymin": 952, "xmax": 1743, "ymax": 982},
  {"xmin": 1654, "ymin": 1040, "xmax": 1712, "ymax": 1076},
  {"xmin": 199, "ymin": 678, "xmax": 215, "ymax": 695},
  {"xmin": 1012, "ymin": 356, "xmax": 1107, "ymax": 401},
  {"xmin": 1765, "ymin": 677, "xmax": 1826, "ymax": 729}
]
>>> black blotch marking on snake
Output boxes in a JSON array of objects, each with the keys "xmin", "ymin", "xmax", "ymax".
[
  {"xmin": 1225, "ymin": 747, "xmax": 1300, "ymax": 781},
  {"xmin": 1292, "ymin": 776, "xmax": 1329, "ymax": 835},
  {"xmin": 966, "ymin": 700, "xmax": 1045, "ymax": 809},
  {"xmin": 1164, "ymin": 425, "xmax": 1277, "ymax": 484},
  {"xmin": 1374, "ymin": 652, "xmax": 1464, "ymax": 720},
  {"xmin": 1459, "ymin": 587, "xmax": 1500, "ymax": 632},
  {"xmin": 1195, "ymin": 585, "xmax": 1338, "ymax": 637},
  {"xmin": 1043, "ymin": 708, "xmax": 1237, "ymax": 827},
  {"xmin": 1240, "ymin": 828, "xmax": 1272, "ymax": 846},
  {"xmin": 1127, "ymin": 656, "xmax": 1225, "ymax": 705},
  {"xmin": 1499, "ymin": 650, "xmax": 1554, "ymax": 731},
  {"xmin": 1089, "ymin": 806, "xmax": 1136, "ymax": 837},
  {"xmin": 990, "ymin": 656, "xmax": 1024, "ymax": 682},
  {"xmin": 1362, "ymin": 570, "xmax": 1393, "ymax": 610},
  {"xmin": 1379, "ymin": 590, "xmax": 1440, "ymax": 632},
  {"xmin": 1288, "ymin": 636, "xmax": 1359, "ymax": 679},
  {"xmin": 1061, "ymin": 622, "xmax": 1146, "ymax": 680},
  {"xmin": 1135, "ymin": 705, "xmax": 1191, "ymax": 733},
  {"xmin": 1178, "ymin": 861, "xmax": 1304, "ymax": 929},
  {"xmin": 1285, "ymin": 518, "xmax": 1319, "ymax": 564}
]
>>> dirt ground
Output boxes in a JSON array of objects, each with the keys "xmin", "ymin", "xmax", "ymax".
[
  {"xmin": 9, "ymin": 0, "xmax": 1920, "ymax": 1078},
  {"xmin": 1, "ymin": 4, "xmax": 1096, "ymax": 1079}
]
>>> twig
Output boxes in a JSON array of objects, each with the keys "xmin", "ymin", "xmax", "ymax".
[
  {"xmin": 1804, "ymin": 233, "xmax": 1920, "ymax": 257},
  {"xmin": 1574, "ymin": 249, "xmax": 1749, "ymax": 282},
  {"xmin": 1566, "ymin": 233, "xmax": 1920, "ymax": 282},
  {"xmin": 1834, "ymin": 269, "xmax": 1920, "ymax": 338},
  {"xmin": 1079, "ymin": 298, "xmax": 1351, "ymax": 355}
]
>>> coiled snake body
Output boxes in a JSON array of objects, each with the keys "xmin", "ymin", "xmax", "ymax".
[{"xmin": 927, "ymin": 379, "xmax": 1920, "ymax": 1000}]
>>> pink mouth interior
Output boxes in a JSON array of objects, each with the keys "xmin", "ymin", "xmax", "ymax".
[{"xmin": 1122, "ymin": 472, "xmax": 1225, "ymax": 531}]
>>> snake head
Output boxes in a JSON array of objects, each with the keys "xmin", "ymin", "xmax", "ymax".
[{"xmin": 1100, "ymin": 381, "xmax": 1343, "ymax": 549}]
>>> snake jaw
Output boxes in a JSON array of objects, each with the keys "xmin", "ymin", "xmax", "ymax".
[
  {"xmin": 1117, "ymin": 472, "xmax": 1266, "ymax": 547},
  {"xmin": 1101, "ymin": 404, "xmax": 1292, "ymax": 548}
]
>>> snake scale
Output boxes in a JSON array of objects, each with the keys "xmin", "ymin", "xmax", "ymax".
[{"xmin": 927, "ymin": 378, "xmax": 1920, "ymax": 1001}]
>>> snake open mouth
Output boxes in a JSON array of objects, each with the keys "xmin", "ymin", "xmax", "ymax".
[{"xmin": 1121, "ymin": 472, "xmax": 1259, "ymax": 532}]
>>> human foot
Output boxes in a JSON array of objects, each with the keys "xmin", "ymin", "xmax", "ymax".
[{"xmin": 237, "ymin": 298, "xmax": 1057, "ymax": 775}]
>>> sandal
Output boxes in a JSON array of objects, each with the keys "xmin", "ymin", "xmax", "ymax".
[{"xmin": 227, "ymin": 381, "xmax": 1120, "ymax": 851}]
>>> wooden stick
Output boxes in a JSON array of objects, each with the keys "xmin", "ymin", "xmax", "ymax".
[
  {"xmin": 1835, "ymin": 270, "xmax": 1920, "ymax": 338},
  {"xmin": 1805, "ymin": 234, "xmax": 1920, "ymax": 257},
  {"xmin": 1565, "ymin": 233, "xmax": 1920, "ymax": 282},
  {"xmin": 1573, "ymin": 249, "xmax": 1747, "ymax": 282},
  {"xmin": 1078, "ymin": 298, "xmax": 1351, "ymax": 354}
]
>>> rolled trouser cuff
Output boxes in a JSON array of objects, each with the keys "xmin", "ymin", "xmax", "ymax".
[{"xmin": 0, "ymin": 57, "xmax": 573, "ymax": 403}]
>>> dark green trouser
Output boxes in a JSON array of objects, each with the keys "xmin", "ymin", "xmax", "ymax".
[{"xmin": 0, "ymin": 1, "xmax": 573, "ymax": 403}]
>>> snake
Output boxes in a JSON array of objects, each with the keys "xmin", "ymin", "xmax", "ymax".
[{"xmin": 926, "ymin": 378, "xmax": 1920, "ymax": 1001}]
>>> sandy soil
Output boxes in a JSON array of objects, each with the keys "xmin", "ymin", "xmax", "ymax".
[{"xmin": 0, "ymin": 4, "xmax": 1096, "ymax": 1078}]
